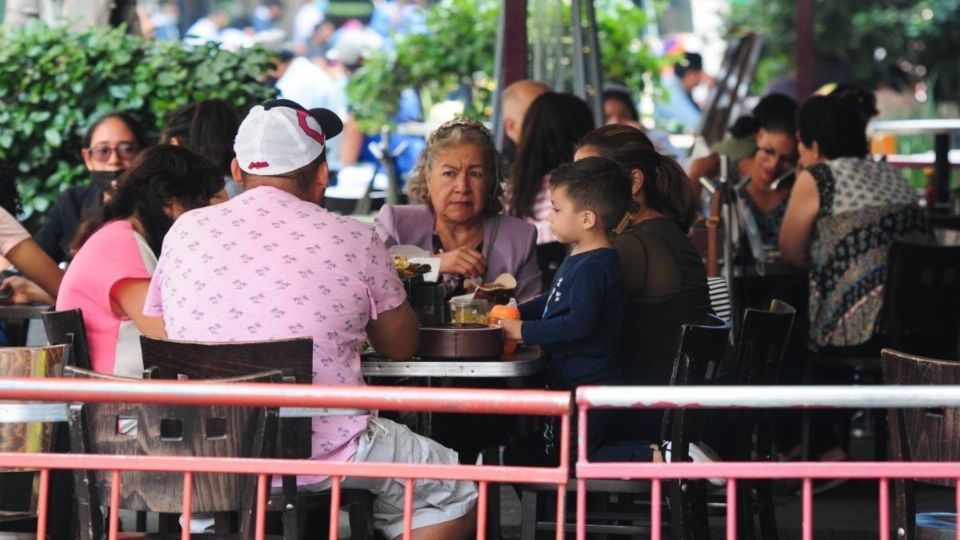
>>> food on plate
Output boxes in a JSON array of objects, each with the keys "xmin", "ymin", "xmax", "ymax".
[{"xmin": 392, "ymin": 255, "xmax": 431, "ymax": 280}]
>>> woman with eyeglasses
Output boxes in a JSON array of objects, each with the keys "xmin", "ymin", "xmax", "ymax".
[
  {"xmin": 56, "ymin": 145, "xmax": 223, "ymax": 376},
  {"xmin": 34, "ymin": 112, "xmax": 148, "ymax": 263}
]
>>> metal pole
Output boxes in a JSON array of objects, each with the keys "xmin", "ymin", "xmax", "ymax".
[
  {"xmin": 719, "ymin": 155, "xmax": 738, "ymax": 335},
  {"xmin": 795, "ymin": 0, "xmax": 815, "ymax": 100},
  {"xmin": 581, "ymin": 0, "xmax": 604, "ymax": 127},
  {"xmin": 934, "ymin": 132, "xmax": 951, "ymax": 213}
]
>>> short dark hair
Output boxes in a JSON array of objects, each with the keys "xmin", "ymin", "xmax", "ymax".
[
  {"xmin": 239, "ymin": 151, "xmax": 325, "ymax": 193},
  {"xmin": 549, "ymin": 156, "xmax": 632, "ymax": 233},
  {"xmin": 602, "ymin": 88, "xmax": 639, "ymax": 122},
  {"xmin": 797, "ymin": 95, "xmax": 868, "ymax": 159},
  {"xmin": 674, "ymin": 52, "xmax": 703, "ymax": 78}
]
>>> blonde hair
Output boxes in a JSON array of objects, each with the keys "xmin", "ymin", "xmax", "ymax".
[{"xmin": 406, "ymin": 117, "xmax": 503, "ymax": 215}]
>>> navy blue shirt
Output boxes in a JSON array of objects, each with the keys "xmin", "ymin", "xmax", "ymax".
[{"xmin": 520, "ymin": 248, "xmax": 625, "ymax": 390}]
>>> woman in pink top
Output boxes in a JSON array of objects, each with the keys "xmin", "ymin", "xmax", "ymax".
[{"xmin": 56, "ymin": 145, "xmax": 223, "ymax": 376}]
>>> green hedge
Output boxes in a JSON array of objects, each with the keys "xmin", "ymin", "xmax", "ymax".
[{"xmin": 0, "ymin": 22, "xmax": 278, "ymax": 218}]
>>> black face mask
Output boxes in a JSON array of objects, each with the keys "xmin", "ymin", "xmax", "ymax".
[{"xmin": 90, "ymin": 170, "xmax": 123, "ymax": 191}]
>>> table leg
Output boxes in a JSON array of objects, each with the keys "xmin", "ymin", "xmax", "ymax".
[{"xmin": 934, "ymin": 132, "xmax": 952, "ymax": 212}]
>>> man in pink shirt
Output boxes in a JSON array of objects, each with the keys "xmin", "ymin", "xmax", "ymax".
[{"xmin": 144, "ymin": 99, "xmax": 476, "ymax": 539}]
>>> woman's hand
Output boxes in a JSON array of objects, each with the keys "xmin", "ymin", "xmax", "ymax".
[
  {"xmin": 0, "ymin": 276, "xmax": 56, "ymax": 306},
  {"xmin": 438, "ymin": 246, "xmax": 487, "ymax": 278}
]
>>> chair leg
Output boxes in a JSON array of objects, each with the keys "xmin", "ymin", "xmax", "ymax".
[
  {"xmin": 519, "ymin": 488, "xmax": 538, "ymax": 540},
  {"xmin": 347, "ymin": 499, "xmax": 375, "ymax": 540},
  {"xmin": 737, "ymin": 480, "xmax": 755, "ymax": 540},
  {"xmin": 756, "ymin": 480, "xmax": 778, "ymax": 540},
  {"xmin": 482, "ymin": 447, "xmax": 502, "ymax": 540}
]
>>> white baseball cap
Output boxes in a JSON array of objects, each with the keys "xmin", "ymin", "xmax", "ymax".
[{"xmin": 234, "ymin": 99, "xmax": 343, "ymax": 176}]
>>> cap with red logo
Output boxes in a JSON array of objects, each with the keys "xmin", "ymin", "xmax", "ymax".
[{"xmin": 234, "ymin": 99, "xmax": 343, "ymax": 176}]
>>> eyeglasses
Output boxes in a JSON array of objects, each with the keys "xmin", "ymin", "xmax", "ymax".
[
  {"xmin": 758, "ymin": 146, "xmax": 798, "ymax": 167},
  {"xmin": 88, "ymin": 143, "xmax": 141, "ymax": 163}
]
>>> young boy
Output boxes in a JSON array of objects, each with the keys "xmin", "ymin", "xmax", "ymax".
[{"xmin": 501, "ymin": 156, "xmax": 634, "ymax": 463}]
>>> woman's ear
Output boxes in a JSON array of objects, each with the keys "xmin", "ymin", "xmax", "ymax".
[
  {"xmin": 81, "ymin": 148, "xmax": 95, "ymax": 170},
  {"xmin": 631, "ymin": 169, "xmax": 645, "ymax": 197}
]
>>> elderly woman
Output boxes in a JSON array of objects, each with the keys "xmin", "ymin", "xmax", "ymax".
[{"xmin": 375, "ymin": 117, "xmax": 541, "ymax": 302}]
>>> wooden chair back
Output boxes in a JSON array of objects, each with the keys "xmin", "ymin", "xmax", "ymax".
[
  {"xmin": 42, "ymin": 309, "xmax": 92, "ymax": 370},
  {"xmin": 883, "ymin": 348, "xmax": 960, "ymax": 539},
  {"xmin": 661, "ymin": 313, "xmax": 732, "ymax": 540},
  {"xmin": 0, "ymin": 345, "xmax": 69, "ymax": 518},
  {"xmin": 881, "ymin": 242, "xmax": 960, "ymax": 359},
  {"xmin": 139, "ymin": 336, "xmax": 313, "ymax": 459},
  {"xmin": 728, "ymin": 300, "xmax": 795, "ymax": 540},
  {"xmin": 660, "ymin": 313, "xmax": 733, "ymax": 447},
  {"xmin": 65, "ymin": 366, "xmax": 280, "ymax": 540},
  {"xmin": 732, "ymin": 299, "xmax": 796, "ymax": 387}
]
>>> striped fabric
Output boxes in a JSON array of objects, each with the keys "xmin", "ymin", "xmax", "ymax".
[{"xmin": 707, "ymin": 276, "xmax": 731, "ymax": 322}]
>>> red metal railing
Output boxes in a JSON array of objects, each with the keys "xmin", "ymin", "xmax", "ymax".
[
  {"xmin": 576, "ymin": 385, "xmax": 960, "ymax": 540},
  {"xmin": 0, "ymin": 378, "xmax": 572, "ymax": 540}
]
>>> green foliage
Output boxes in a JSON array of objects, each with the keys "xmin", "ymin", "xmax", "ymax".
[
  {"xmin": 726, "ymin": 0, "xmax": 960, "ymax": 103},
  {"xmin": 0, "ymin": 22, "xmax": 277, "ymax": 218},
  {"xmin": 348, "ymin": 0, "xmax": 666, "ymax": 132}
]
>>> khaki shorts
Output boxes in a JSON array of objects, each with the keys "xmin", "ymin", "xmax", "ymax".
[{"xmin": 305, "ymin": 417, "xmax": 477, "ymax": 538}]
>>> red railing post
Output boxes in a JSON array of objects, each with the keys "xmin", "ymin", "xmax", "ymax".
[
  {"xmin": 726, "ymin": 478, "xmax": 737, "ymax": 539},
  {"xmin": 256, "ymin": 474, "xmax": 267, "ymax": 540},
  {"xmin": 182, "ymin": 471, "xmax": 192, "ymax": 540},
  {"xmin": 329, "ymin": 476, "xmax": 341, "ymax": 540},
  {"xmin": 879, "ymin": 478, "xmax": 889, "ymax": 539},
  {"xmin": 476, "ymin": 480, "xmax": 488, "ymax": 540},
  {"xmin": 36, "ymin": 468, "xmax": 49, "ymax": 540},
  {"xmin": 802, "ymin": 477, "xmax": 813, "ymax": 540},
  {"xmin": 403, "ymin": 478, "xmax": 414, "ymax": 540},
  {"xmin": 650, "ymin": 478, "xmax": 661, "ymax": 540},
  {"xmin": 109, "ymin": 470, "xmax": 121, "ymax": 540}
]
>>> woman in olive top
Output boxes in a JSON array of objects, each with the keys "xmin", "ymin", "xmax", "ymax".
[{"xmin": 575, "ymin": 124, "xmax": 710, "ymax": 440}]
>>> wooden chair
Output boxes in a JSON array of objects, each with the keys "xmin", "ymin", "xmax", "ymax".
[
  {"xmin": 723, "ymin": 300, "xmax": 796, "ymax": 540},
  {"xmin": 519, "ymin": 313, "xmax": 732, "ymax": 539},
  {"xmin": 65, "ymin": 366, "xmax": 280, "ymax": 540},
  {"xmin": 880, "ymin": 242, "xmax": 960, "ymax": 360},
  {"xmin": 138, "ymin": 336, "xmax": 374, "ymax": 540},
  {"xmin": 42, "ymin": 309, "xmax": 92, "ymax": 370},
  {"xmin": 0, "ymin": 345, "xmax": 71, "ymax": 540},
  {"xmin": 882, "ymin": 348, "xmax": 960, "ymax": 540}
]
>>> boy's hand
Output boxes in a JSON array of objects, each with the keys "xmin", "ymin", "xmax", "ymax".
[{"xmin": 500, "ymin": 318, "xmax": 523, "ymax": 341}]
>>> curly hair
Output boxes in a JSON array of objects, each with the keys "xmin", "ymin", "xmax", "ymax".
[{"xmin": 406, "ymin": 117, "xmax": 503, "ymax": 216}]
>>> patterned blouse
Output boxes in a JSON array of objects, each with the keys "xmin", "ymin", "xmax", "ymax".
[
  {"xmin": 738, "ymin": 179, "xmax": 789, "ymax": 248},
  {"xmin": 806, "ymin": 158, "xmax": 931, "ymax": 348}
]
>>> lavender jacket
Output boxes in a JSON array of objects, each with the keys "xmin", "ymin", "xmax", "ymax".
[{"xmin": 374, "ymin": 204, "xmax": 542, "ymax": 302}]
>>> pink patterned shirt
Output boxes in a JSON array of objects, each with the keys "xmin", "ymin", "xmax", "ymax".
[{"xmin": 144, "ymin": 186, "xmax": 406, "ymax": 471}]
